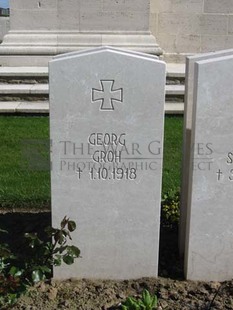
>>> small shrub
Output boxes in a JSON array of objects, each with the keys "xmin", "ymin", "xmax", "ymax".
[
  {"xmin": 161, "ymin": 189, "xmax": 180, "ymax": 228},
  {"xmin": 0, "ymin": 216, "xmax": 80, "ymax": 308}
]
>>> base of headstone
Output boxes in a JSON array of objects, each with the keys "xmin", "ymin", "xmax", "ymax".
[{"xmin": 0, "ymin": 31, "xmax": 162, "ymax": 66}]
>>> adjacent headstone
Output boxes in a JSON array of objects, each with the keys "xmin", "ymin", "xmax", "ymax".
[
  {"xmin": 50, "ymin": 47, "xmax": 166, "ymax": 279},
  {"xmin": 185, "ymin": 54, "xmax": 233, "ymax": 281},
  {"xmin": 0, "ymin": 0, "xmax": 162, "ymax": 66},
  {"xmin": 179, "ymin": 49, "xmax": 233, "ymax": 256}
]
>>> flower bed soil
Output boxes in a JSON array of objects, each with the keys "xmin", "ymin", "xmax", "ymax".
[{"xmin": 0, "ymin": 212, "xmax": 232, "ymax": 310}]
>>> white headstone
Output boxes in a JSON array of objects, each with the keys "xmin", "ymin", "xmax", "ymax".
[
  {"xmin": 180, "ymin": 49, "xmax": 233, "ymax": 256},
  {"xmin": 50, "ymin": 47, "xmax": 166, "ymax": 279},
  {"xmin": 185, "ymin": 54, "xmax": 233, "ymax": 281}
]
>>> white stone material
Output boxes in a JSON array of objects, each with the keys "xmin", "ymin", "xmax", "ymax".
[
  {"xmin": 0, "ymin": 0, "xmax": 162, "ymax": 66},
  {"xmin": 53, "ymin": 46, "xmax": 159, "ymax": 61},
  {"xmin": 0, "ymin": 101, "xmax": 182, "ymax": 115},
  {"xmin": 165, "ymin": 84, "xmax": 185, "ymax": 95},
  {"xmin": 16, "ymin": 101, "xmax": 49, "ymax": 113},
  {"xmin": 0, "ymin": 67, "xmax": 48, "ymax": 77},
  {"xmin": 0, "ymin": 101, "xmax": 49, "ymax": 113},
  {"xmin": 204, "ymin": 0, "xmax": 233, "ymax": 13},
  {"xmin": 0, "ymin": 84, "xmax": 48, "ymax": 94},
  {"xmin": 4, "ymin": 0, "xmax": 233, "ymax": 63},
  {"xmin": 179, "ymin": 49, "xmax": 233, "ymax": 256},
  {"xmin": 166, "ymin": 63, "xmax": 185, "ymax": 78},
  {"xmin": 185, "ymin": 54, "xmax": 233, "ymax": 281},
  {"xmin": 0, "ymin": 17, "xmax": 9, "ymax": 42},
  {"xmin": 50, "ymin": 47, "xmax": 166, "ymax": 279},
  {"xmin": 150, "ymin": 0, "xmax": 233, "ymax": 62},
  {"xmin": 10, "ymin": 0, "xmax": 149, "ymax": 31},
  {"xmin": 165, "ymin": 102, "xmax": 184, "ymax": 114},
  {"xmin": 30, "ymin": 84, "xmax": 48, "ymax": 94},
  {"xmin": 0, "ymin": 102, "xmax": 20, "ymax": 112}
]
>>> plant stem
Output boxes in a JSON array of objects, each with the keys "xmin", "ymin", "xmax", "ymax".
[{"xmin": 206, "ymin": 283, "xmax": 224, "ymax": 310}]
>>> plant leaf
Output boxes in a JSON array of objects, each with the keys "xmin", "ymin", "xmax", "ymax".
[
  {"xmin": 63, "ymin": 255, "xmax": 74, "ymax": 265},
  {"xmin": 9, "ymin": 266, "xmax": 22, "ymax": 277},
  {"xmin": 67, "ymin": 245, "xmax": 80, "ymax": 258},
  {"xmin": 39, "ymin": 265, "xmax": 51, "ymax": 273},
  {"xmin": 32, "ymin": 269, "xmax": 44, "ymax": 283},
  {"xmin": 142, "ymin": 290, "xmax": 151, "ymax": 306},
  {"xmin": 68, "ymin": 221, "xmax": 76, "ymax": 232},
  {"xmin": 61, "ymin": 216, "xmax": 68, "ymax": 229},
  {"xmin": 151, "ymin": 295, "xmax": 158, "ymax": 308},
  {"xmin": 54, "ymin": 255, "xmax": 62, "ymax": 266},
  {"xmin": 0, "ymin": 229, "xmax": 8, "ymax": 234}
]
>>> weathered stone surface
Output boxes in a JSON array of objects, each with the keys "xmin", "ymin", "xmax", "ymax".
[
  {"xmin": 204, "ymin": 0, "xmax": 233, "ymax": 14},
  {"xmin": 0, "ymin": 0, "xmax": 162, "ymax": 66},
  {"xmin": 150, "ymin": 0, "xmax": 233, "ymax": 61}
]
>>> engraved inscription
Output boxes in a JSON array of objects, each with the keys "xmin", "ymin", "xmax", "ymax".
[
  {"xmin": 88, "ymin": 132, "xmax": 124, "ymax": 164},
  {"xmin": 92, "ymin": 80, "xmax": 123, "ymax": 111},
  {"xmin": 191, "ymin": 142, "xmax": 214, "ymax": 171},
  {"xmin": 216, "ymin": 151, "xmax": 233, "ymax": 182},
  {"xmin": 75, "ymin": 132, "xmax": 137, "ymax": 180},
  {"xmin": 216, "ymin": 169, "xmax": 223, "ymax": 181},
  {"xmin": 58, "ymin": 133, "xmax": 162, "ymax": 180}
]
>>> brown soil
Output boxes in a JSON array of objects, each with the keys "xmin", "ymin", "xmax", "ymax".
[
  {"xmin": 11, "ymin": 278, "xmax": 233, "ymax": 310},
  {"xmin": 1, "ymin": 212, "xmax": 233, "ymax": 310}
]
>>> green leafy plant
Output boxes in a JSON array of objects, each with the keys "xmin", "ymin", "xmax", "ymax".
[
  {"xmin": 121, "ymin": 289, "xmax": 158, "ymax": 310},
  {"xmin": 23, "ymin": 216, "xmax": 80, "ymax": 283},
  {"xmin": 0, "ymin": 216, "xmax": 80, "ymax": 308},
  {"xmin": 161, "ymin": 189, "xmax": 180, "ymax": 227},
  {"xmin": 0, "ymin": 229, "xmax": 25, "ymax": 308}
]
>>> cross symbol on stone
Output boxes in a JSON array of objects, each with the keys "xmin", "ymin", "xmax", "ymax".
[{"xmin": 92, "ymin": 80, "xmax": 123, "ymax": 111}]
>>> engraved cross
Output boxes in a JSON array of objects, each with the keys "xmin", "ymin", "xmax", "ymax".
[{"xmin": 92, "ymin": 80, "xmax": 123, "ymax": 111}]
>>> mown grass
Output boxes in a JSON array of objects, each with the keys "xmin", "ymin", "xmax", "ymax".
[
  {"xmin": 0, "ymin": 116, "xmax": 50, "ymax": 209},
  {"xmin": 163, "ymin": 116, "xmax": 183, "ymax": 195},
  {"xmin": 0, "ymin": 115, "xmax": 183, "ymax": 210}
]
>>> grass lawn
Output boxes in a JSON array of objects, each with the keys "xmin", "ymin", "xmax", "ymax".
[
  {"xmin": 163, "ymin": 116, "xmax": 183, "ymax": 195},
  {"xmin": 0, "ymin": 116, "xmax": 50, "ymax": 209},
  {"xmin": 0, "ymin": 115, "xmax": 183, "ymax": 210}
]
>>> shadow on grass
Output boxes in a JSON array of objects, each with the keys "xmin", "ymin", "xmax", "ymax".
[
  {"xmin": 0, "ymin": 212, "xmax": 51, "ymax": 257},
  {"xmin": 0, "ymin": 212, "xmax": 184, "ymax": 280},
  {"xmin": 158, "ymin": 225, "xmax": 184, "ymax": 279}
]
